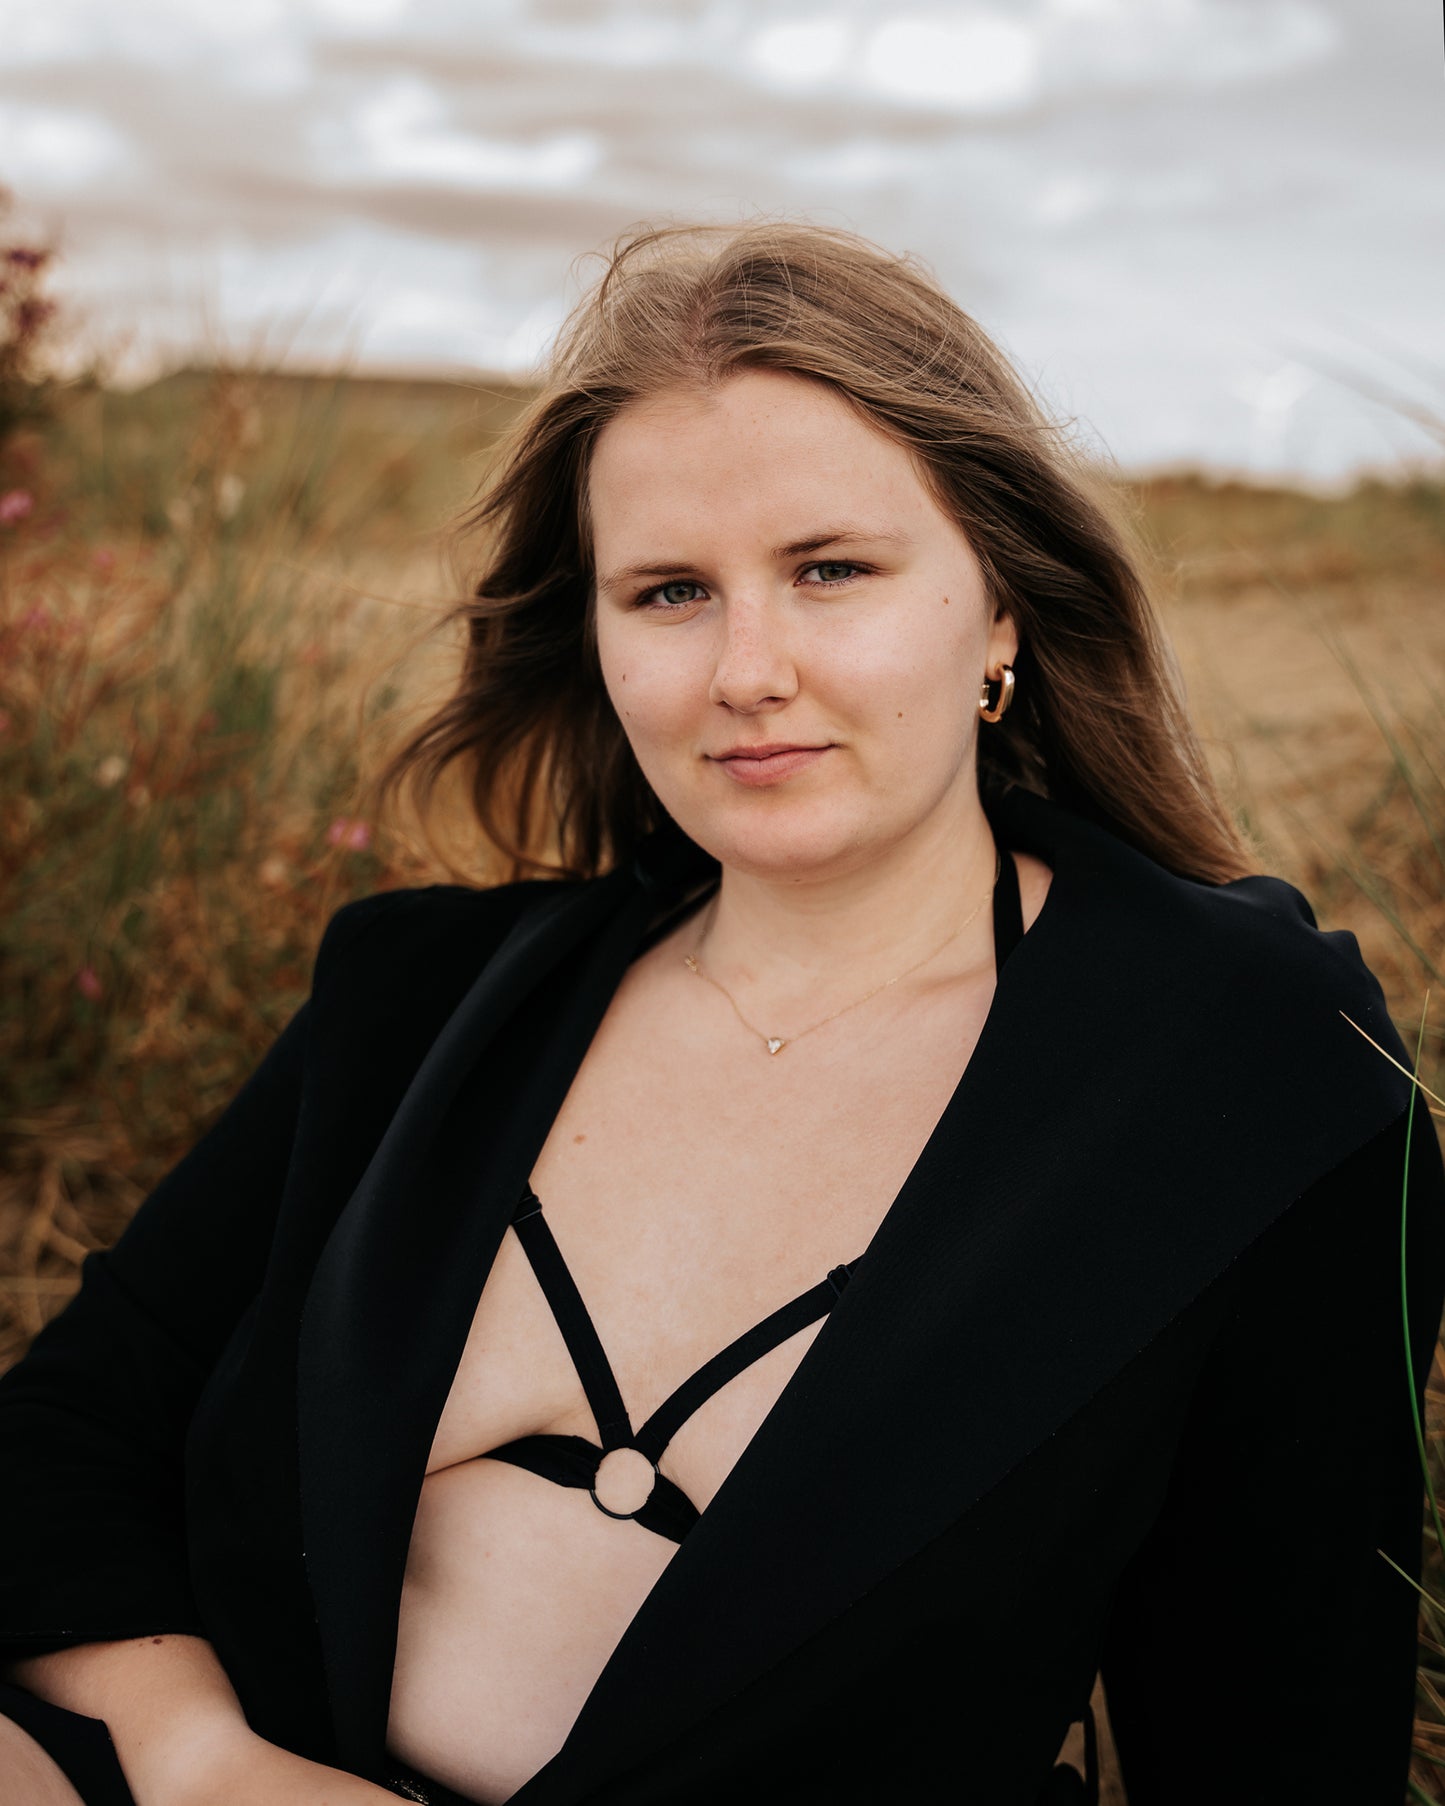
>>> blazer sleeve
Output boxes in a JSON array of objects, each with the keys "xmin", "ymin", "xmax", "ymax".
[
  {"xmin": 0, "ymin": 894, "xmax": 399, "ymax": 1661},
  {"xmin": 1098, "ymin": 1101, "xmax": 1445, "ymax": 1803}
]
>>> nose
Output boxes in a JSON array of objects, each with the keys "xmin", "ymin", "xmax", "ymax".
[{"xmin": 706, "ymin": 591, "xmax": 799, "ymax": 714}]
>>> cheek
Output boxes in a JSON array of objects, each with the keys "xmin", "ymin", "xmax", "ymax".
[
  {"xmin": 596, "ymin": 619, "xmax": 640, "ymax": 720},
  {"xmin": 600, "ymin": 646, "xmax": 696, "ymax": 742},
  {"xmin": 828, "ymin": 608, "xmax": 969, "ymax": 717}
]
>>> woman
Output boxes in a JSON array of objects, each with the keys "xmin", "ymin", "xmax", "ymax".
[{"xmin": 1, "ymin": 218, "xmax": 1441, "ymax": 1806}]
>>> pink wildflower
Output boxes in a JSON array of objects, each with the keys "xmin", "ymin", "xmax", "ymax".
[
  {"xmin": 92, "ymin": 547, "xmax": 116, "ymax": 575},
  {"xmin": 21, "ymin": 603, "xmax": 53, "ymax": 631},
  {"xmin": 326, "ymin": 816, "xmax": 372, "ymax": 851},
  {"xmin": 75, "ymin": 966, "xmax": 103, "ymax": 1001},
  {"xmin": 0, "ymin": 489, "xmax": 33, "ymax": 525}
]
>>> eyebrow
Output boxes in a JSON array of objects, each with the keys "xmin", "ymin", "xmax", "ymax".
[{"xmin": 596, "ymin": 525, "xmax": 912, "ymax": 595}]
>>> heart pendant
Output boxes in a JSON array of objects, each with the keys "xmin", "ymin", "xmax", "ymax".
[{"xmin": 766, "ymin": 1037, "xmax": 786, "ymax": 1055}]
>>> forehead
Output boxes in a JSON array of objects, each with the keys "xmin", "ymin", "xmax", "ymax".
[{"xmin": 587, "ymin": 369, "xmax": 936, "ymax": 537}]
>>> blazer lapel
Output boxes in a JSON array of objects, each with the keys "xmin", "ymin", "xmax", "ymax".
[
  {"xmin": 299, "ymin": 787, "xmax": 1416, "ymax": 1803},
  {"xmin": 296, "ymin": 853, "xmax": 664, "ymax": 1766}
]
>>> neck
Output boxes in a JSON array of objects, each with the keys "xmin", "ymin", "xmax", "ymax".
[{"xmin": 690, "ymin": 792, "xmax": 1001, "ymax": 1021}]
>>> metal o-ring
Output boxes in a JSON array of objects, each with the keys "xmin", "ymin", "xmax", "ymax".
[{"xmin": 589, "ymin": 1445, "xmax": 660, "ymax": 1520}]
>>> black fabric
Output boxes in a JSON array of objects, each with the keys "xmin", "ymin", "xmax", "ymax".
[
  {"xmin": 0, "ymin": 785, "xmax": 1439, "ymax": 1806},
  {"xmin": 507, "ymin": 1186, "xmax": 637, "ymax": 1451},
  {"xmin": 992, "ymin": 828, "xmax": 1025, "ymax": 957},
  {"xmin": 482, "ymin": 1429, "xmax": 702, "ymax": 1545}
]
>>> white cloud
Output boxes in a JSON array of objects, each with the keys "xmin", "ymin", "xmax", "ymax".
[
  {"xmin": 748, "ymin": 10, "xmax": 1041, "ymax": 113},
  {"xmin": 313, "ymin": 73, "xmax": 601, "ymax": 189},
  {"xmin": 1032, "ymin": 174, "xmax": 1107, "ymax": 226},
  {"xmin": 746, "ymin": 19, "xmax": 855, "ymax": 91},
  {"xmin": 779, "ymin": 137, "xmax": 920, "ymax": 189},
  {"xmin": 745, "ymin": 0, "xmax": 1339, "ymax": 116},
  {"xmin": 498, "ymin": 293, "xmax": 569, "ymax": 373},
  {"xmin": 0, "ymin": 103, "xmax": 134, "ymax": 190},
  {"xmin": 1037, "ymin": 0, "xmax": 1341, "ymax": 92},
  {"xmin": 864, "ymin": 16, "xmax": 1039, "ymax": 111},
  {"xmin": 306, "ymin": 0, "xmax": 410, "ymax": 31}
]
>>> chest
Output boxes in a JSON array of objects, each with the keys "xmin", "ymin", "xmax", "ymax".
[{"xmin": 421, "ymin": 946, "xmax": 1002, "ymax": 1497}]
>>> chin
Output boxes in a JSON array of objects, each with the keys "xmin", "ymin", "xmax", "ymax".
[{"xmin": 685, "ymin": 803, "xmax": 874, "ymax": 881}]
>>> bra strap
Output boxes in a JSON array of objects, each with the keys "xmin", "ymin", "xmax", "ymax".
[
  {"xmin": 631, "ymin": 1260, "xmax": 860, "ymax": 1464},
  {"xmin": 511, "ymin": 1188, "xmax": 635, "ymax": 1449},
  {"xmin": 993, "ymin": 844, "xmax": 1024, "ymax": 972}
]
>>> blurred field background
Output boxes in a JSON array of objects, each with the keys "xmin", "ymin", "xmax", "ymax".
[{"xmin": 2, "ymin": 201, "xmax": 1444, "ymax": 1800}]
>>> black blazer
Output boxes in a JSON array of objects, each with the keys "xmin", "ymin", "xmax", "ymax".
[{"xmin": 2, "ymin": 782, "xmax": 1442, "ymax": 1806}]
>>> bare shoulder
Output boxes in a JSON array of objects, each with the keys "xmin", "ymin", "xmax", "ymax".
[{"xmin": 1011, "ymin": 850, "xmax": 1054, "ymax": 934}]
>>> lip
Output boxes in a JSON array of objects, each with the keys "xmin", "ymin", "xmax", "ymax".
[
  {"xmin": 710, "ymin": 744, "xmax": 833, "ymax": 787},
  {"xmin": 712, "ymin": 741, "xmax": 830, "ymax": 760}
]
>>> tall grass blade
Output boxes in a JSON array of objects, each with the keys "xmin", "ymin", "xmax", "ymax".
[{"xmin": 1340, "ymin": 1014, "xmax": 1445, "ymax": 1117}]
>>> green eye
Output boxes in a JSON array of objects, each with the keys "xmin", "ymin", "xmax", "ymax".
[
  {"xmin": 635, "ymin": 581, "xmax": 705, "ymax": 611},
  {"xmin": 805, "ymin": 559, "xmax": 863, "ymax": 588}
]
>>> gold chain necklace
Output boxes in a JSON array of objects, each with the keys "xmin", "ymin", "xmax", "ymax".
[{"xmin": 682, "ymin": 850, "xmax": 1002, "ymax": 1055}]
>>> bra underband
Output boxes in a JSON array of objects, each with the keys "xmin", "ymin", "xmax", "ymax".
[{"xmin": 477, "ymin": 841, "xmax": 1026, "ymax": 1544}]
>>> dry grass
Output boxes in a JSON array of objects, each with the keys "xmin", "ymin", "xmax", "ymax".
[{"xmin": 0, "ymin": 366, "xmax": 527, "ymax": 1369}]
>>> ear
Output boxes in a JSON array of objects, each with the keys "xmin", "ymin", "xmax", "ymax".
[{"xmin": 987, "ymin": 603, "xmax": 1020, "ymax": 670}]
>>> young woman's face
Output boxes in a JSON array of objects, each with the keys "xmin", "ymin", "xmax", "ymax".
[{"xmin": 589, "ymin": 367, "xmax": 1018, "ymax": 880}]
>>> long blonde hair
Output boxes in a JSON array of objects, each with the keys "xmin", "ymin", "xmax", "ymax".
[{"xmin": 371, "ymin": 216, "xmax": 1254, "ymax": 886}]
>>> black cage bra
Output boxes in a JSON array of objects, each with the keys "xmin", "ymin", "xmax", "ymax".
[{"xmin": 477, "ymin": 841, "xmax": 1026, "ymax": 1546}]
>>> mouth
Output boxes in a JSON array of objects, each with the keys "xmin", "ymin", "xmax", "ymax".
[{"xmin": 710, "ymin": 745, "xmax": 834, "ymax": 787}]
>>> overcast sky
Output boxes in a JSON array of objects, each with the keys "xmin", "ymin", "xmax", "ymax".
[{"xmin": 3, "ymin": 0, "xmax": 1442, "ymax": 487}]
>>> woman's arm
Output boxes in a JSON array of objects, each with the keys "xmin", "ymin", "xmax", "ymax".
[
  {"xmin": 0, "ymin": 990, "xmax": 315, "ymax": 1658},
  {"xmin": 1098, "ymin": 1102, "xmax": 1445, "ymax": 1802},
  {"xmin": 5, "ymin": 1635, "xmax": 282, "ymax": 1803},
  {"xmin": 3, "ymin": 1638, "xmax": 400, "ymax": 1805}
]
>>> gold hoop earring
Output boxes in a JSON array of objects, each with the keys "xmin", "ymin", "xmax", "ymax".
[{"xmin": 978, "ymin": 664, "xmax": 1015, "ymax": 723}]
